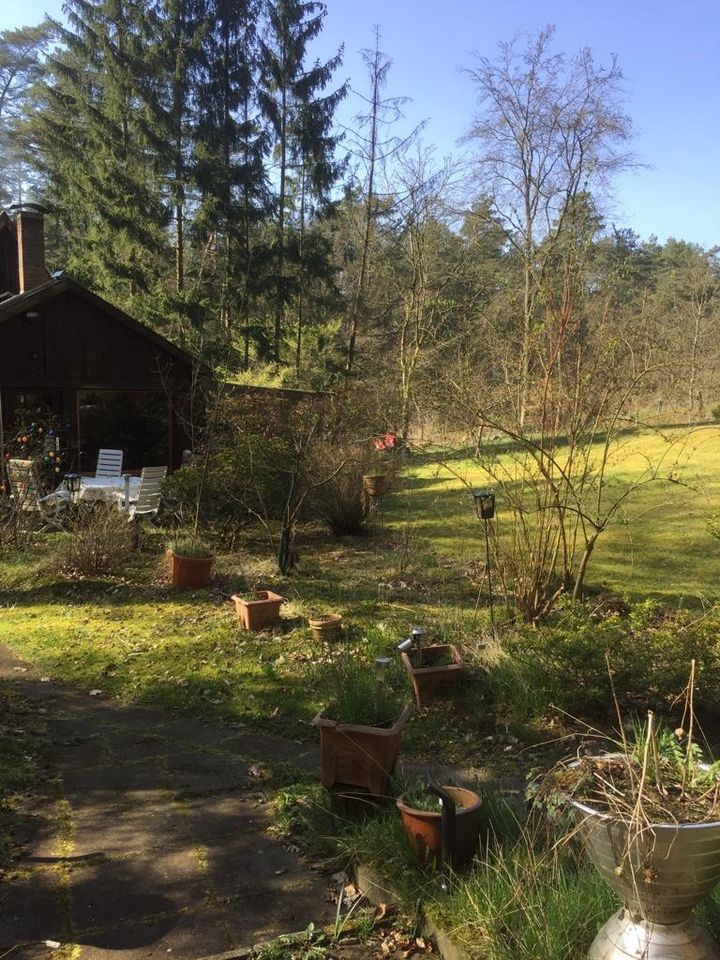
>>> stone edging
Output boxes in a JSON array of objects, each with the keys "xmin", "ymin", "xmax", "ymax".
[{"xmin": 355, "ymin": 863, "xmax": 469, "ymax": 960}]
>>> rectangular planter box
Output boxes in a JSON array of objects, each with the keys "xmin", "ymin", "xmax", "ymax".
[
  {"xmin": 402, "ymin": 644, "xmax": 464, "ymax": 707},
  {"xmin": 231, "ymin": 590, "xmax": 285, "ymax": 630},
  {"xmin": 313, "ymin": 704, "xmax": 412, "ymax": 797}
]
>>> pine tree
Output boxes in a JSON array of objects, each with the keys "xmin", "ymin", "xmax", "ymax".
[
  {"xmin": 258, "ymin": 0, "xmax": 346, "ymax": 364},
  {"xmin": 30, "ymin": 0, "xmax": 169, "ymax": 309},
  {"xmin": 0, "ymin": 20, "xmax": 53, "ymax": 207}
]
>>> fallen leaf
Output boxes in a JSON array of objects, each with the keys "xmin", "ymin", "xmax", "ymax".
[{"xmin": 373, "ymin": 902, "xmax": 393, "ymax": 922}]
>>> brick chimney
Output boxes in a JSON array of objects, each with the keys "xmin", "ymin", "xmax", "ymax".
[{"xmin": 16, "ymin": 209, "xmax": 50, "ymax": 292}]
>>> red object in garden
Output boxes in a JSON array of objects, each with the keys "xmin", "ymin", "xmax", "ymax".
[
  {"xmin": 169, "ymin": 552, "xmax": 214, "ymax": 590},
  {"xmin": 232, "ymin": 591, "xmax": 285, "ymax": 630}
]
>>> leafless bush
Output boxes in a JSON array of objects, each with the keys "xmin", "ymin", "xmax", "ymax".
[
  {"xmin": 55, "ymin": 503, "xmax": 133, "ymax": 576},
  {"xmin": 308, "ymin": 447, "xmax": 369, "ymax": 536}
]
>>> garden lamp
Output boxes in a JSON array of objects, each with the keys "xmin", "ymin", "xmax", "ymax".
[
  {"xmin": 65, "ymin": 473, "xmax": 82, "ymax": 501},
  {"xmin": 471, "ymin": 489, "xmax": 496, "ymax": 636},
  {"xmin": 472, "ymin": 488, "xmax": 495, "ymax": 520},
  {"xmin": 396, "ymin": 637, "xmax": 413, "ymax": 653}
]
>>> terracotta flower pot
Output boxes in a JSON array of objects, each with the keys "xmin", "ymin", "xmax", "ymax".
[
  {"xmin": 232, "ymin": 590, "xmax": 285, "ymax": 630},
  {"xmin": 362, "ymin": 473, "xmax": 391, "ymax": 499},
  {"xmin": 313, "ymin": 704, "xmax": 412, "ymax": 797},
  {"xmin": 396, "ymin": 786, "xmax": 482, "ymax": 868},
  {"xmin": 401, "ymin": 644, "xmax": 464, "ymax": 707},
  {"xmin": 308, "ymin": 613, "xmax": 342, "ymax": 642},
  {"xmin": 169, "ymin": 551, "xmax": 214, "ymax": 589}
]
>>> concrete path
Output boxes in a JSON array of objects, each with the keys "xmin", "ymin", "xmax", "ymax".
[{"xmin": 0, "ymin": 644, "xmax": 334, "ymax": 960}]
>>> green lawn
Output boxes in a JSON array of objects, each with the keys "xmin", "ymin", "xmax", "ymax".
[
  {"xmin": 2, "ymin": 426, "xmax": 720, "ymax": 958},
  {"xmin": 395, "ymin": 424, "xmax": 720, "ymax": 602},
  {"xmin": 1, "ymin": 424, "xmax": 718, "ymax": 755}
]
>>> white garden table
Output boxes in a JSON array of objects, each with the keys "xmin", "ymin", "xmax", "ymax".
[{"xmin": 60, "ymin": 476, "xmax": 141, "ymax": 507}]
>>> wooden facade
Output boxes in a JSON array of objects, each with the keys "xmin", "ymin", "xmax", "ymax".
[{"xmin": 0, "ymin": 276, "xmax": 199, "ymax": 472}]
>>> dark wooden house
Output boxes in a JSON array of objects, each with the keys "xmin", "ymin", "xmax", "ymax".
[{"xmin": 0, "ymin": 208, "xmax": 199, "ymax": 472}]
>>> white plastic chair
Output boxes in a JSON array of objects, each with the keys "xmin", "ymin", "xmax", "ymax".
[
  {"xmin": 122, "ymin": 466, "xmax": 167, "ymax": 520},
  {"xmin": 6, "ymin": 458, "xmax": 68, "ymax": 530},
  {"xmin": 95, "ymin": 448, "xmax": 124, "ymax": 478}
]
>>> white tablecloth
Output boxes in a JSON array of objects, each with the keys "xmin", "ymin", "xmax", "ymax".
[{"xmin": 60, "ymin": 477, "xmax": 141, "ymax": 504}]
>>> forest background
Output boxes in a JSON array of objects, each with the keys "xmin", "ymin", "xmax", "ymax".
[{"xmin": 1, "ymin": 1, "xmax": 718, "ymax": 444}]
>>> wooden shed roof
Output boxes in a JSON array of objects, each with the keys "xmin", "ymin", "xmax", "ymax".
[{"xmin": 0, "ymin": 275, "xmax": 202, "ymax": 371}]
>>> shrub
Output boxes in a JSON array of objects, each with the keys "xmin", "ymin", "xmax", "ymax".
[
  {"xmin": 308, "ymin": 452, "xmax": 369, "ymax": 535},
  {"xmin": 55, "ymin": 503, "xmax": 133, "ymax": 576},
  {"xmin": 711, "ymin": 405, "xmax": 720, "ymax": 423},
  {"xmin": 491, "ymin": 600, "xmax": 720, "ymax": 721},
  {"xmin": 161, "ymin": 433, "xmax": 293, "ymax": 528}
]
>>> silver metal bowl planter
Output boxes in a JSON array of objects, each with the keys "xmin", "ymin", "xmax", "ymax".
[{"xmin": 571, "ymin": 777, "xmax": 720, "ymax": 959}]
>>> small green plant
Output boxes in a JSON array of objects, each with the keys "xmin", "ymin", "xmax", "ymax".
[
  {"xmin": 536, "ymin": 664, "xmax": 720, "ymax": 825},
  {"xmin": 399, "ymin": 779, "xmax": 443, "ymax": 812},
  {"xmin": 711, "ymin": 404, "xmax": 720, "ymax": 423},
  {"xmin": 169, "ymin": 536, "xmax": 213, "ymax": 559},
  {"xmin": 314, "ymin": 655, "xmax": 405, "ymax": 727}
]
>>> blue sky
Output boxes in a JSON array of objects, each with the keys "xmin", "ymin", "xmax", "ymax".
[{"xmin": 4, "ymin": 0, "xmax": 718, "ymax": 247}]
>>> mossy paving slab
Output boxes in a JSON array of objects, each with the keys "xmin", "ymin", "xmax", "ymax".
[
  {"xmin": 0, "ymin": 870, "xmax": 67, "ymax": 948},
  {"xmin": 69, "ymin": 801, "xmax": 189, "ymax": 858},
  {"xmin": 75, "ymin": 907, "xmax": 237, "ymax": 959},
  {"xmin": 164, "ymin": 751, "xmax": 252, "ymax": 795},
  {"xmin": 69, "ymin": 850, "xmax": 208, "ymax": 931},
  {"xmin": 179, "ymin": 793, "xmax": 262, "ymax": 843},
  {"xmin": 0, "ymin": 643, "xmax": 334, "ymax": 960}
]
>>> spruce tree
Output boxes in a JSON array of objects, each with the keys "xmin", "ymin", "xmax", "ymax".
[
  {"xmin": 30, "ymin": 0, "xmax": 169, "ymax": 310},
  {"xmin": 258, "ymin": 0, "xmax": 346, "ymax": 364}
]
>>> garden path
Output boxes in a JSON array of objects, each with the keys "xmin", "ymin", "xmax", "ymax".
[{"xmin": 0, "ymin": 643, "xmax": 334, "ymax": 960}]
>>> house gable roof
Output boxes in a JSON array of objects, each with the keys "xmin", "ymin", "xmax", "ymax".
[{"xmin": 0, "ymin": 275, "xmax": 205, "ymax": 372}]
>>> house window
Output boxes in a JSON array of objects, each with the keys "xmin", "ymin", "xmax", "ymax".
[{"xmin": 77, "ymin": 390, "xmax": 169, "ymax": 471}]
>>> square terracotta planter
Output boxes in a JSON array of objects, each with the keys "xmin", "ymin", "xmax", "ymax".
[
  {"xmin": 401, "ymin": 644, "xmax": 464, "ymax": 707},
  {"xmin": 313, "ymin": 704, "xmax": 412, "ymax": 797},
  {"xmin": 231, "ymin": 590, "xmax": 285, "ymax": 630},
  {"xmin": 168, "ymin": 551, "xmax": 214, "ymax": 590}
]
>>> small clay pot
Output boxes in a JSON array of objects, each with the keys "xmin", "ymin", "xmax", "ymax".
[
  {"xmin": 396, "ymin": 786, "xmax": 482, "ymax": 868},
  {"xmin": 308, "ymin": 613, "xmax": 342, "ymax": 642},
  {"xmin": 232, "ymin": 590, "xmax": 285, "ymax": 630}
]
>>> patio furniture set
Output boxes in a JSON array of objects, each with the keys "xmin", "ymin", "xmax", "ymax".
[{"xmin": 5, "ymin": 448, "xmax": 167, "ymax": 530}]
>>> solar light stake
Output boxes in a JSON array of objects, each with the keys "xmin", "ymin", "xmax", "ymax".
[
  {"xmin": 374, "ymin": 656, "xmax": 391, "ymax": 683},
  {"xmin": 426, "ymin": 781, "xmax": 456, "ymax": 889},
  {"xmin": 64, "ymin": 473, "xmax": 82, "ymax": 502}
]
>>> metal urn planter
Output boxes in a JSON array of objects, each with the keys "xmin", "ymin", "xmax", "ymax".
[{"xmin": 571, "ymin": 791, "xmax": 720, "ymax": 959}]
